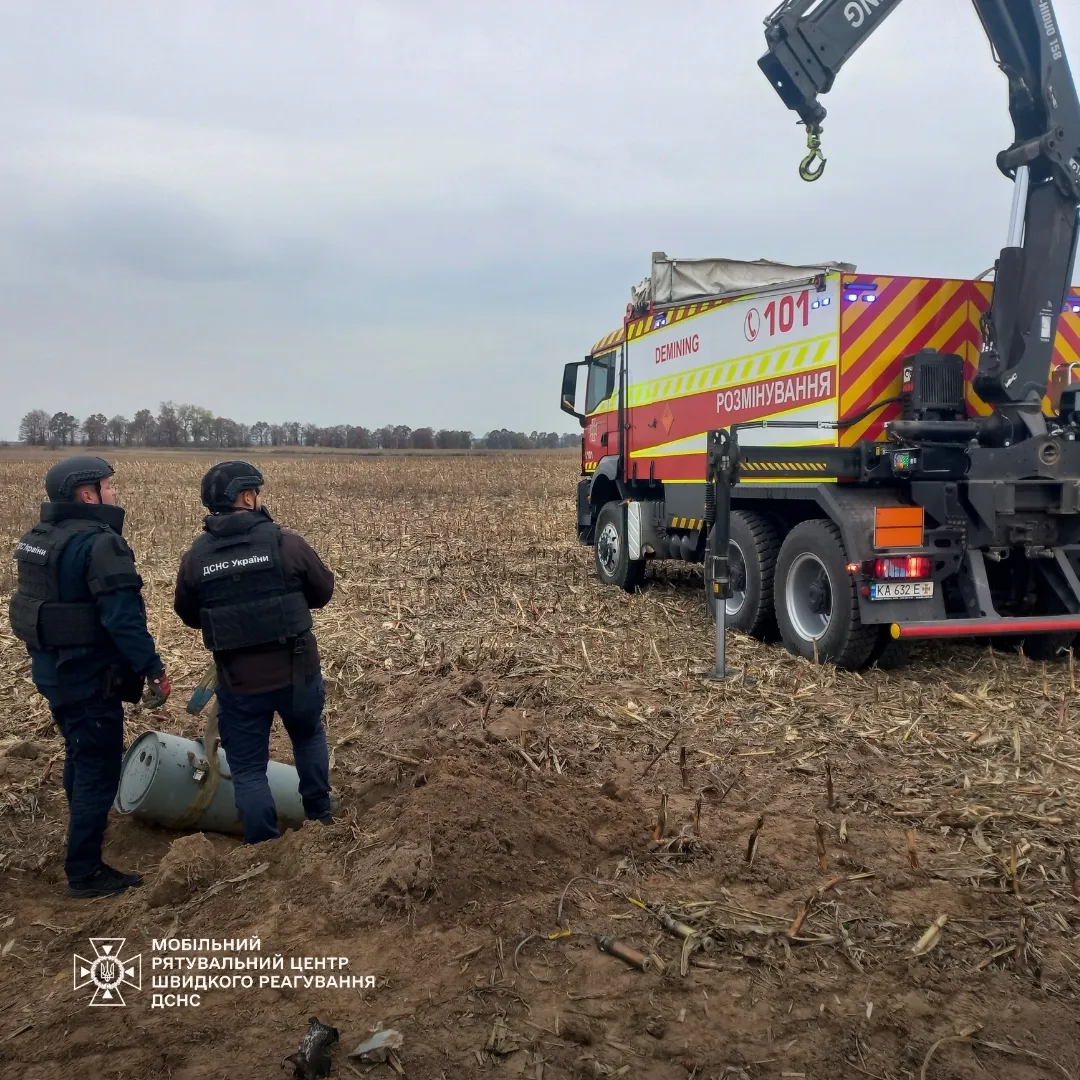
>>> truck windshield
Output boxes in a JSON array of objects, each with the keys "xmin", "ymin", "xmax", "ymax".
[{"xmin": 586, "ymin": 352, "xmax": 616, "ymax": 413}]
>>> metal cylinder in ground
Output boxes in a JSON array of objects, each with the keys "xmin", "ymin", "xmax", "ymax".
[
  {"xmin": 707, "ymin": 430, "xmax": 734, "ymax": 680},
  {"xmin": 597, "ymin": 936, "xmax": 651, "ymax": 972},
  {"xmin": 714, "ymin": 591, "xmax": 728, "ymax": 677},
  {"xmin": 659, "ymin": 912, "xmax": 716, "ymax": 953},
  {"xmin": 114, "ymin": 730, "xmax": 308, "ymax": 836}
]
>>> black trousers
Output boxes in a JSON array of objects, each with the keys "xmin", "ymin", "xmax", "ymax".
[{"xmin": 50, "ymin": 697, "xmax": 125, "ymax": 883}]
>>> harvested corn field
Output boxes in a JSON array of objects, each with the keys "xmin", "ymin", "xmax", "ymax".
[{"xmin": 1, "ymin": 450, "xmax": 1079, "ymax": 1080}]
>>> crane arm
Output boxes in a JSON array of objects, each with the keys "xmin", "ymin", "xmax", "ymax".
[
  {"xmin": 757, "ymin": 0, "xmax": 905, "ymax": 148},
  {"xmin": 758, "ymin": 0, "xmax": 1080, "ymax": 437}
]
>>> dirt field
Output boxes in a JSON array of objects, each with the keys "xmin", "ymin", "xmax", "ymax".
[{"xmin": 1, "ymin": 451, "xmax": 1079, "ymax": 1080}]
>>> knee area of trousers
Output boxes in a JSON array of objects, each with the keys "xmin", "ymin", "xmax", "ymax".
[{"xmin": 230, "ymin": 766, "xmax": 272, "ymax": 789}]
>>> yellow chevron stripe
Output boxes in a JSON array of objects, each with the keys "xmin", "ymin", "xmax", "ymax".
[
  {"xmin": 842, "ymin": 392, "xmax": 901, "ymax": 446},
  {"xmin": 842, "ymin": 278, "xmax": 927, "ymax": 374},
  {"xmin": 840, "ymin": 283, "xmax": 964, "ymax": 413},
  {"xmin": 1057, "ymin": 330, "xmax": 1080, "ymax": 368}
]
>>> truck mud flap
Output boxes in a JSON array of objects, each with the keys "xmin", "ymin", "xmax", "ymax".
[{"xmin": 577, "ymin": 479, "xmax": 592, "ymax": 542}]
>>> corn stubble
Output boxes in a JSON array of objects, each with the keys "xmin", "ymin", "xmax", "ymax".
[{"xmin": 2, "ymin": 450, "xmax": 1080, "ymax": 1070}]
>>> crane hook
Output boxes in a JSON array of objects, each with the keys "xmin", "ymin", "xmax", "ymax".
[{"xmin": 799, "ymin": 125, "xmax": 826, "ymax": 182}]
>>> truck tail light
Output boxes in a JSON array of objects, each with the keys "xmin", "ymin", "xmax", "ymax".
[{"xmin": 874, "ymin": 555, "xmax": 931, "ymax": 579}]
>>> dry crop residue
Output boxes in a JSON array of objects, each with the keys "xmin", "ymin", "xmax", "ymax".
[{"xmin": 1, "ymin": 450, "xmax": 1078, "ymax": 1080}]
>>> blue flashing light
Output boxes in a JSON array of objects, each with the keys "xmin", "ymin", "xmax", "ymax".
[
  {"xmin": 844, "ymin": 282, "xmax": 878, "ymax": 303},
  {"xmin": 812, "ymin": 300, "xmax": 821, "ymax": 309},
  {"xmin": 822, "ymin": 296, "xmax": 831, "ymax": 305}
]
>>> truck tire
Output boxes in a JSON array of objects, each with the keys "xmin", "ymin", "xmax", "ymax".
[
  {"xmin": 866, "ymin": 627, "xmax": 910, "ymax": 670},
  {"xmin": 1016, "ymin": 632, "xmax": 1074, "ymax": 662},
  {"xmin": 706, "ymin": 511, "xmax": 780, "ymax": 639},
  {"xmin": 593, "ymin": 501, "xmax": 646, "ymax": 593},
  {"xmin": 774, "ymin": 519, "xmax": 878, "ymax": 669}
]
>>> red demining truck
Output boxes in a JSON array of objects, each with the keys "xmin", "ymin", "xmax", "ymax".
[{"xmin": 561, "ymin": 0, "xmax": 1080, "ymax": 670}]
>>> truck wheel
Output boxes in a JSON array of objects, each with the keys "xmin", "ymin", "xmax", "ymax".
[
  {"xmin": 775, "ymin": 519, "xmax": 878, "ymax": 669},
  {"xmin": 593, "ymin": 501, "xmax": 645, "ymax": 593},
  {"xmin": 706, "ymin": 511, "xmax": 780, "ymax": 639},
  {"xmin": 1017, "ymin": 632, "xmax": 1074, "ymax": 662},
  {"xmin": 866, "ymin": 627, "xmax": 910, "ymax": 670}
]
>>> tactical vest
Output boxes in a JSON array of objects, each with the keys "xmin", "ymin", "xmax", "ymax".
[
  {"xmin": 9, "ymin": 516, "xmax": 111, "ymax": 651},
  {"xmin": 191, "ymin": 515, "xmax": 312, "ymax": 652}
]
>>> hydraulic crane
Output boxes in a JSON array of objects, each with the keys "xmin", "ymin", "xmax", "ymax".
[
  {"xmin": 696, "ymin": 1, "xmax": 1080, "ymax": 667},
  {"xmin": 758, "ymin": 0, "xmax": 1080, "ymax": 445}
]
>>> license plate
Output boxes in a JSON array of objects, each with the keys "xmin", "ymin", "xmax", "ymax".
[{"xmin": 870, "ymin": 581, "xmax": 933, "ymax": 600}]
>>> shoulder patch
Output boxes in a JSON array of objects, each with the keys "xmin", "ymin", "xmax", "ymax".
[
  {"xmin": 14, "ymin": 539, "xmax": 49, "ymax": 565},
  {"xmin": 87, "ymin": 531, "xmax": 142, "ymax": 595}
]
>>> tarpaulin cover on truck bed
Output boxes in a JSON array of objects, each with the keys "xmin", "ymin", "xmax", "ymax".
[{"xmin": 632, "ymin": 252, "xmax": 856, "ymax": 309}]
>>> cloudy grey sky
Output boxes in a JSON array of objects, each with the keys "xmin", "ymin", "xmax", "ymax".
[{"xmin": 2, "ymin": 0, "xmax": 1078, "ymax": 440}]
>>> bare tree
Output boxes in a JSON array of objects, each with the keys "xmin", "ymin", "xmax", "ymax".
[
  {"xmin": 129, "ymin": 409, "xmax": 156, "ymax": 446},
  {"xmin": 49, "ymin": 412, "xmax": 78, "ymax": 446},
  {"xmin": 157, "ymin": 402, "xmax": 183, "ymax": 446},
  {"xmin": 81, "ymin": 413, "xmax": 109, "ymax": 446},
  {"xmin": 16, "ymin": 400, "xmax": 576, "ymax": 453},
  {"xmin": 19, "ymin": 410, "xmax": 51, "ymax": 445},
  {"xmin": 107, "ymin": 416, "xmax": 129, "ymax": 446}
]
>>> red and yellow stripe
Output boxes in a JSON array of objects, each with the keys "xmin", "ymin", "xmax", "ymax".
[
  {"xmin": 838, "ymin": 276, "xmax": 983, "ymax": 445},
  {"xmin": 1053, "ymin": 289, "xmax": 1080, "ymax": 383},
  {"xmin": 589, "ymin": 299, "xmax": 732, "ymax": 355},
  {"xmin": 626, "ymin": 299, "xmax": 727, "ymax": 341},
  {"xmin": 590, "ymin": 327, "xmax": 624, "ymax": 355},
  {"xmin": 971, "ymin": 283, "xmax": 1080, "ymax": 414}
]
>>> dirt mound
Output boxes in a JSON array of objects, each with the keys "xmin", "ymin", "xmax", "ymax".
[
  {"xmin": 332, "ymin": 753, "xmax": 646, "ymax": 922},
  {"xmin": 183, "ymin": 747, "xmax": 653, "ymax": 937},
  {"xmin": 147, "ymin": 832, "xmax": 222, "ymax": 907},
  {"xmin": 1, "ymin": 739, "xmax": 45, "ymax": 760}
]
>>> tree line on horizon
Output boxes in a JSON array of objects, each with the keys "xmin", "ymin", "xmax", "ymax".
[{"xmin": 15, "ymin": 404, "xmax": 579, "ymax": 452}]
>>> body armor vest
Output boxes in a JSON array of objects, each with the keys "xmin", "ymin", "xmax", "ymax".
[
  {"xmin": 190, "ymin": 514, "xmax": 312, "ymax": 652},
  {"xmin": 9, "ymin": 515, "xmax": 111, "ymax": 651}
]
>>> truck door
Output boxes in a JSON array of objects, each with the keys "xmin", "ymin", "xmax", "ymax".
[{"xmin": 582, "ymin": 349, "xmax": 619, "ymax": 472}]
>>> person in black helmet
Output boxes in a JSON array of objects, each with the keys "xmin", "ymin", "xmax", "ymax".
[
  {"xmin": 8, "ymin": 456, "xmax": 170, "ymax": 899},
  {"xmin": 173, "ymin": 461, "xmax": 336, "ymax": 844}
]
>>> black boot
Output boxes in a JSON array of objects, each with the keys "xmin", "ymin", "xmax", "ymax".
[{"xmin": 66, "ymin": 864, "xmax": 143, "ymax": 899}]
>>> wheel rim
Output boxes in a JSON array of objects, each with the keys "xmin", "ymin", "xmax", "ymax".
[
  {"xmin": 597, "ymin": 522, "xmax": 620, "ymax": 577},
  {"xmin": 725, "ymin": 540, "xmax": 747, "ymax": 617},
  {"xmin": 786, "ymin": 552, "xmax": 833, "ymax": 642}
]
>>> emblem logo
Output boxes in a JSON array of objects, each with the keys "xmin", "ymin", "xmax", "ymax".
[{"xmin": 74, "ymin": 938, "xmax": 142, "ymax": 1006}]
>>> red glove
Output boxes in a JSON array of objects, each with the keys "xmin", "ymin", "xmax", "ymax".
[{"xmin": 142, "ymin": 671, "xmax": 171, "ymax": 710}]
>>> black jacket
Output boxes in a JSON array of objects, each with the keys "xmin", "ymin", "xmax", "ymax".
[
  {"xmin": 12, "ymin": 503, "xmax": 163, "ymax": 708},
  {"xmin": 174, "ymin": 509, "xmax": 334, "ymax": 694}
]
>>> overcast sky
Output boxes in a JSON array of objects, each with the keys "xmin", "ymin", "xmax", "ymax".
[{"xmin": 2, "ymin": 0, "xmax": 1078, "ymax": 440}]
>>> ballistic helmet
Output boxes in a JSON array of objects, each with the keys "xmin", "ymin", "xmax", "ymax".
[
  {"xmin": 45, "ymin": 456, "xmax": 115, "ymax": 503},
  {"xmin": 200, "ymin": 460, "xmax": 264, "ymax": 513}
]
